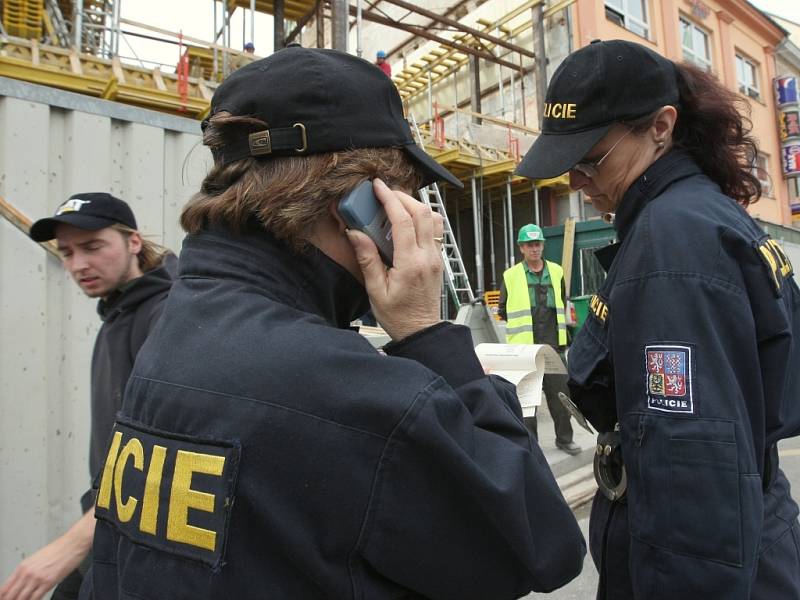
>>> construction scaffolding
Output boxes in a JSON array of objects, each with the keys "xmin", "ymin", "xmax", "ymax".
[{"xmin": 0, "ymin": 0, "xmax": 580, "ymax": 302}]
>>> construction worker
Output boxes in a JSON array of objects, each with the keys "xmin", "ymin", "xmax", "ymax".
[
  {"xmin": 498, "ymin": 224, "xmax": 581, "ymax": 456},
  {"xmin": 82, "ymin": 46, "xmax": 585, "ymax": 599},
  {"xmin": 375, "ymin": 49, "xmax": 391, "ymax": 77},
  {"xmin": 516, "ymin": 39, "xmax": 800, "ymax": 598},
  {"xmin": 0, "ymin": 194, "xmax": 175, "ymax": 600}
]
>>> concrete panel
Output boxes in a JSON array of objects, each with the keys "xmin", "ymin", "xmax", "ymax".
[{"xmin": 0, "ymin": 81, "xmax": 211, "ymax": 586}]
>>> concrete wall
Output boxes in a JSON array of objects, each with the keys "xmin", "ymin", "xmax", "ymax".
[{"xmin": 0, "ymin": 76, "xmax": 211, "ymax": 584}]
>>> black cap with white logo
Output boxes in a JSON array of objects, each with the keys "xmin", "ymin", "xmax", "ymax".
[
  {"xmin": 206, "ymin": 45, "xmax": 463, "ymax": 188},
  {"xmin": 516, "ymin": 39, "xmax": 680, "ymax": 180},
  {"xmin": 29, "ymin": 193, "xmax": 137, "ymax": 242}
]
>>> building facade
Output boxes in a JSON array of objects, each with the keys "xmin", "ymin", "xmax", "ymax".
[
  {"xmin": 574, "ymin": 0, "xmax": 792, "ymax": 225},
  {"xmin": 772, "ymin": 14, "xmax": 800, "ymax": 225}
]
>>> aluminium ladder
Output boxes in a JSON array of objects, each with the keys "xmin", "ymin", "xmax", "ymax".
[
  {"xmin": 409, "ymin": 114, "xmax": 476, "ymax": 311},
  {"xmin": 44, "ymin": 0, "xmax": 71, "ymax": 47}
]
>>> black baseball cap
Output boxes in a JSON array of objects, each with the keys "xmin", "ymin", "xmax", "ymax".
[
  {"xmin": 29, "ymin": 193, "xmax": 137, "ymax": 242},
  {"xmin": 207, "ymin": 46, "xmax": 463, "ymax": 188},
  {"xmin": 516, "ymin": 39, "xmax": 680, "ymax": 180}
]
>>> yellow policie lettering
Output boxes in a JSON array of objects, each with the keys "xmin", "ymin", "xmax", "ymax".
[
  {"xmin": 140, "ymin": 445, "xmax": 167, "ymax": 535},
  {"xmin": 758, "ymin": 239, "xmax": 794, "ymax": 293},
  {"xmin": 543, "ymin": 102, "xmax": 577, "ymax": 119},
  {"xmin": 767, "ymin": 239, "xmax": 793, "ymax": 278},
  {"xmin": 114, "ymin": 438, "xmax": 144, "ymax": 522},
  {"xmin": 97, "ymin": 431, "xmax": 123, "ymax": 509},
  {"xmin": 167, "ymin": 450, "xmax": 226, "ymax": 552},
  {"xmin": 96, "ymin": 432, "xmax": 227, "ymax": 552},
  {"xmin": 589, "ymin": 294, "xmax": 609, "ymax": 323},
  {"xmin": 759, "ymin": 244, "xmax": 780, "ymax": 291}
]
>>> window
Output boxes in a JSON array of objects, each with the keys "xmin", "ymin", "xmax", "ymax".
[
  {"xmin": 680, "ymin": 17, "xmax": 712, "ymax": 71},
  {"xmin": 753, "ymin": 153, "xmax": 773, "ymax": 197},
  {"xmin": 736, "ymin": 54, "xmax": 760, "ymax": 100},
  {"xmin": 605, "ymin": 0, "xmax": 649, "ymax": 38},
  {"xmin": 788, "ymin": 177, "xmax": 800, "ymax": 202}
]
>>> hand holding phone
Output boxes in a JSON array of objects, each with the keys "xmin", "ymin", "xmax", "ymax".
[
  {"xmin": 337, "ymin": 180, "xmax": 394, "ymax": 267},
  {"xmin": 344, "ymin": 179, "xmax": 444, "ymax": 341}
]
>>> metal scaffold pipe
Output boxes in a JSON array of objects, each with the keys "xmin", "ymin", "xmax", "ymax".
[
  {"xmin": 250, "ymin": 0, "xmax": 255, "ymax": 46},
  {"xmin": 222, "ymin": 0, "xmax": 229, "ymax": 76},
  {"xmin": 112, "ymin": 0, "xmax": 122, "ymax": 55},
  {"xmin": 356, "ymin": 0, "xmax": 363, "ymax": 57},
  {"xmin": 427, "ymin": 72, "xmax": 433, "ymax": 128},
  {"xmin": 510, "ymin": 69, "xmax": 517, "ymax": 123},
  {"xmin": 496, "ymin": 27, "xmax": 504, "ymax": 119},
  {"xmin": 506, "ymin": 178, "xmax": 514, "ymax": 268},
  {"xmin": 74, "ymin": 0, "xmax": 84, "ymax": 50},
  {"xmin": 488, "ymin": 192, "xmax": 496, "ymax": 289},
  {"xmin": 471, "ymin": 176, "xmax": 484, "ymax": 295},
  {"xmin": 502, "ymin": 194, "xmax": 509, "ymax": 270},
  {"xmin": 332, "ymin": 0, "xmax": 348, "ymax": 51},
  {"xmin": 275, "ymin": 0, "xmax": 284, "ymax": 50}
]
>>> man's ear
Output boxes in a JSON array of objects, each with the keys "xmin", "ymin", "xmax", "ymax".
[{"xmin": 127, "ymin": 231, "xmax": 143, "ymax": 256}]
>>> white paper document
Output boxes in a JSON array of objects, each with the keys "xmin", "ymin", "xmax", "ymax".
[{"xmin": 474, "ymin": 343, "xmax": 566, "ymax": 417}]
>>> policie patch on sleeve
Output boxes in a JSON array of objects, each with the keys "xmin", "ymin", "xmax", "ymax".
[
  {"xmin": 644, "ymin": 345, "xmax": 694, "ymax": 414},
  {"xmin": 755, "ymin": 236, "xmax": 794, "ymax": 296},
  {"xmin": 94, "ymin": 419, "xmax": 241, "ymax": 569}
]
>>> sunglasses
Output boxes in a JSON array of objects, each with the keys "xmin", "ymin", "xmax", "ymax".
[{"xmin": 572, "ymin": 128, "xmax": 634, "ymax": 178}]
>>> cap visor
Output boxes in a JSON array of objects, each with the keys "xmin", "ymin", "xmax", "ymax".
[
  {"xmin": 403, "ymin": 143, "xmax": 464, "ymax": 189},
  {"xmin": 515, "ymin": 125, "xmax": 613, "ymax": 180},
  {"xmin": 29, "ymin": 214, "xmax": 117, "ymax": 242}
]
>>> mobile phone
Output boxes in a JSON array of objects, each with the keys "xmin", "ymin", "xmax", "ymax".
[{"xmin": 337, "ymin": 180, "xmax": 394, "ymax": 267}]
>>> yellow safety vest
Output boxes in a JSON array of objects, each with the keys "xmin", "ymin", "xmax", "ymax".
[{"xmin": 503, "ymin": 260, "xmax": 567, "ymax": 346}]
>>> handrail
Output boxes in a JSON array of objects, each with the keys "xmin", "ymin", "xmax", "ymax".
[
  {"xmin": 435, "ymin": 104, "xmax": 540, "ymax": 135},
  {"xmin": 0, "ymin": 195, "xmax": 59, "ymax": 257}
]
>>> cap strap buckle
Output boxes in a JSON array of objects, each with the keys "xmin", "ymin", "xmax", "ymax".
[
  {"xmin": 293, "ymin": 123, "xmax": 307, "ymax": 153},
  {"xmin": 248, "ymin": 130, "xmax": 272, "ymax": 156}
]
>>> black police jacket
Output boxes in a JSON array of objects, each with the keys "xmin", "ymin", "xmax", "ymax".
[
  {"xmin": 89, "ymin": 226, "xmax": 585, "ymax": 599},
  {"xmin": 568, "ymin": 150, "xmax": 800, "ymax": 599}
]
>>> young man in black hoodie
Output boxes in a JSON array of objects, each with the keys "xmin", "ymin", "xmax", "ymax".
[{"xmin": 0, "ymin": 194, "xmax": 174, "ymax": 600}]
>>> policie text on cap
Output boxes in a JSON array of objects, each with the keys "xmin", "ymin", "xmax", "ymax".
[{"xmin": 516, "ymin": 39, "xmax": 679, "ymax": 180}]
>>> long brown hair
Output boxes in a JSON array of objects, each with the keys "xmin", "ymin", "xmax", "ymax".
[
  {"xmin": 181, "ymin": 112, "xmax": 423, "ymax": 251},
  {"xmin": 671, "ymin": 63, "xmax": 761, "ymax": 205},
  {"xmin": 111, "ymin": 224, "xmax": 170, "ymax": 273},
  {"xmin": 628, "ymin": 63, "xmax": 762, "ymax": 206}
]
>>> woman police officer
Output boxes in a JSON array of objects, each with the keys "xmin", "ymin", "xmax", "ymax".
[{"xmin": 516, "ymin": 39, "xmax": 800, "ymax": 599}]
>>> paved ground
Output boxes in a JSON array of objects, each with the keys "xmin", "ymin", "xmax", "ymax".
[{"xmin": 524, "ymin": 419, "xmax": 800, "ymax": 599}]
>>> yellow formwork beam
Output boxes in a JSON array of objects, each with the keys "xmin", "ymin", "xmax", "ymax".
[
  {"xmin": 3, "ymin": 0, "xmax": 44, "ymax": 40},
  {"xmin": 0, "ymin": 38, "xmax": 213, "ymax": 118}
]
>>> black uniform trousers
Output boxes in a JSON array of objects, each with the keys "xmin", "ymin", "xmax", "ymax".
[{"xmin": 524, "ymin": 372, "xmax": 574, "ymax": 445}]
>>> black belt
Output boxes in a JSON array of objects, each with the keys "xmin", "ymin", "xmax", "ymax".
[{"xmin": 594, "ymin": 423, "xmax": 627, "ymax": 501}]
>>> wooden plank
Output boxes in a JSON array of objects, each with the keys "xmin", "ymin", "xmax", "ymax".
[
  {"xmin": 561, "ymin": 217, "xmax": 576, "ymax": 298},
  {"xmin": 0, "ymin": 195, "xmax": 59, "ymax": 258},
  {"xmin": 68, "ymin": 49, "xmax": 82, "ymax": 74},
  {"xmin": 111, "ymin": 56, "xmax": 126, "ymax": 84},
  {"xmin": 151, "ymin": 67, "xmax": 167, "ymax": 91}
]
